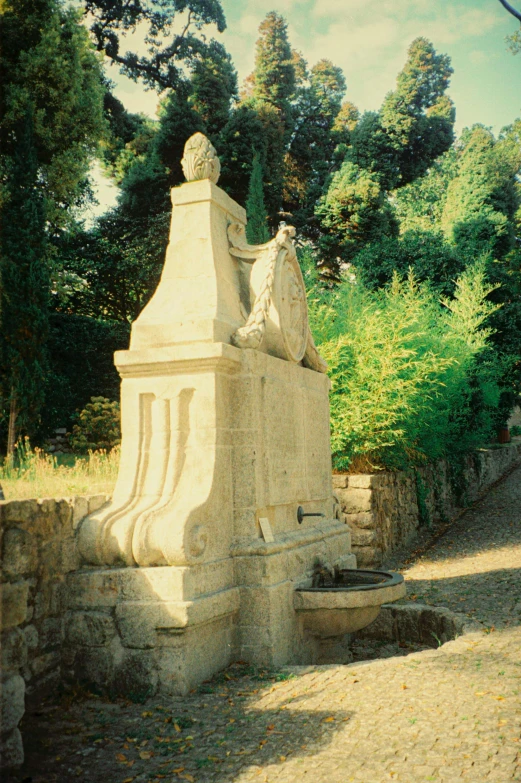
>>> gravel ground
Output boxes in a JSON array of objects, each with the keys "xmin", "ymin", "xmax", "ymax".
[{"xmin": 7, "ymin": 464, "xmax": 521, "ymax": 783}]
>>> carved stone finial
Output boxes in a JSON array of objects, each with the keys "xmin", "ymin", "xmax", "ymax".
[{"xmin": 181, "ymin": 132, "xmax": 221, "ymax": 184}]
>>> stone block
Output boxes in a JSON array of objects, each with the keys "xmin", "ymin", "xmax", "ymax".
[
  {"xmin": 350, "ymin": 528, "xmax": 376, "ymax": 546},
  {"xmin": 357, "ymin": 604, "xmax": 396, "ymax": 640},
  {"xmin": 1, "ymin": 628, "xmax": 27, "ymax": 672},
  {"xmin": 72, "ymin": 497, "xmax": 89, "ymax": 529},
  {"xmin": 347, "ymin": 475, "xmax": 375, "ymax": 489},
  {"xmin": 65, "ymin": 570, "xmax": 120, "ymax": 609},
  {"xmin": 338, "ymin": 488, "xmax": 373, "ymax": 513},
  {"xmin": 30, "ymin": 651, "xmax": 60, "ymax": 678},
  {"xmin": 1, "ymin": 582, "xmax": 29, "ymax": 630},
  {"xmin": 72, "ymin": 642, "xmax": 120, "ymax": 692},
  {"xmin": 392, "ymin": 604, "xmax": 424, "ymax": 644},
  {"xmin": 115, "ymin": 603, "xmax": 158, "ymax": 649},
  {"xmin": 55, "ymin": 499, "xmax": 73, "ymax": 530},
  {"xmin": 33, "ymin": 584, "xmax": 51, "ymax": 621},
  {"xmin": 353, "ymin": 546, "xmax": 381, "ymax": 567},
  {"xmin": 66, "ymin": 611, "xmax": 116, "ymax": 647},
  {"xmin": 1, "ymin": 499, "xmax": 38, "ymax": 525},
  {"xmin": 332, "ymin": 475, "xmax": 348, "ymax": 489},
  {"xmin": 1, "ymin": 527, "xmax": 37, "ymax": 578},
  {"xmin": 345, "ymin": 512, "xmax": 375, "ymax": 529},
  {"xmin": 0, "ymin": 728, "xmax": 24, "ymax": 769},
  {"xmin": 60, "ymin": 538, "xmax": 79, "ymax": 573},
  {"xmin": 419, "ymin": 606, "xmax": 459, "ymax": 647},
  {"xmin": 23, "ymin": 625, "xmax": 39, "ymax": 650},
  {"xmin": 112, "ymin": 649, "xmax": 158, "ymax": 700},
  {"xmin": 88, "ymin": 495, "xmax": 110, "ymax": 515},
  {"xmin": 0, "ymin": 675, "xmax": 25, "ymax": 734},
  {"xmin": 40, "ymin": 617, "xmax": 62, "ymax": 651}
]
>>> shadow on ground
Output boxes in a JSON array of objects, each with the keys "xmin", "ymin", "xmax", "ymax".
[
  {"xmin": 7, "ymin": 664, "xmax": 354, "ymax": 783},
  {"xmin": 402, "ymin": 566, "xmax": 521, "ymax": 628}
]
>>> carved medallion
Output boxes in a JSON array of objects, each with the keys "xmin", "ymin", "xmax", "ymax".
[{"xmin": 276, "ymin": 254, "xmax": 308, "ymax": 363}]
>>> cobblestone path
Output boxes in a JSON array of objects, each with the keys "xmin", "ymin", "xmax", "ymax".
[{"xmin": 10, "ymin": 466, "xmax": 521, "ymax": 783}]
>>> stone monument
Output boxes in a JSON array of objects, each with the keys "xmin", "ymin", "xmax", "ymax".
[{"xmin": 65, "ymin": 133, "xmax": 354, "ymax": 697}]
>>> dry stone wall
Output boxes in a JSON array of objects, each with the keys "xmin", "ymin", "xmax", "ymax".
[
  {"xmin": 334, "ymin": 439, "xmax": 521, "ymax": 567},
  {"xmin": 0, "ymin": 494, "xmax": 108, "ymax": 768}
]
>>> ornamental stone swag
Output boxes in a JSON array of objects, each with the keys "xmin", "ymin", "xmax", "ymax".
[{"xmin": 67, "ymin": 133, "xmax": 355, "ymax": 696}]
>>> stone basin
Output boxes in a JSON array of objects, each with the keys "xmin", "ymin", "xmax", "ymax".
[{"xmin": 294, "ymin": 569, "xmax": 406, "ymax": 638}]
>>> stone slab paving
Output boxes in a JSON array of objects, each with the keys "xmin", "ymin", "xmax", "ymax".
[{"xmin": 8, "ymin": 465, "xmax": 521, "ymax": 783}]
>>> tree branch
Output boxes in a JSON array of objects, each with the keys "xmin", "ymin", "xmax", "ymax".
[{"xmin": 498, "ymin": 0, "xmax": 521, "ymax": 23}]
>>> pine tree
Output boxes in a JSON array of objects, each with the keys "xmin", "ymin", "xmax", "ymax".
[{"xmin": 246, "ymin": 152, "xmax": 270, "ymax": 245}]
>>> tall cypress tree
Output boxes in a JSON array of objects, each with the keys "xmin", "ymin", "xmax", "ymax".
[
  {"xmin": 245, "ymin": 12, "xmax": 297, "ymax": 221},
  {"xmin": 246, "ymin": 152, "xmax": 270, "ymax": 245},
  {"xmin": 0, "ymin": 110, "xmax": 49, "ymax": 454}
]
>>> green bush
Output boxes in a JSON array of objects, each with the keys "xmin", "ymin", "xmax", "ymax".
[
  {"xmin": 308, "ymin": 263, "xmax": 504, "ymax": 472},
  {"xmin": 70, "ymin": 397, "xmax": 121, "ymax": 453}
]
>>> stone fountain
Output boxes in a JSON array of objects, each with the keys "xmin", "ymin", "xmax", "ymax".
[{"xmin": 65, "ymin": 134, "xmax": 402, "ymax": 697}]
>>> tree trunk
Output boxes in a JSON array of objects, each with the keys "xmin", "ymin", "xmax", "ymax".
[{"xmin": 7, "ymin": 393, "xmax": 18, "ymax": 459}]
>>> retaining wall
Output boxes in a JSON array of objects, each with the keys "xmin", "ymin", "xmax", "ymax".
[
  {"xmin": 0, "ymin": 494, "xmax": 108, "ymax": 768},
  {"xmin": 334, "ymin": 439, "xmax": 521, "ymax": 567}
]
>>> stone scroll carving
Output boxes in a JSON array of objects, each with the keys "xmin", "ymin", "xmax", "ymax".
[
  {"xmin": 228, "ymin": 223, "xmax": 327, "ymax": 373},
  {"xmin": 181, "ymin": 132, "xmax": 221, "ymax": 184}
]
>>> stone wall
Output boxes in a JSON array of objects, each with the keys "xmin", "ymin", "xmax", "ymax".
[
  {"xmin": 334, "ymin": 439, "xmax": 521, "ymax": 567},
  {"xmin": 0, "ymin": 494, "xmax": 108, "ymax": 768}
]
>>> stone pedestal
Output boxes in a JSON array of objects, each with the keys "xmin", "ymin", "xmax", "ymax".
[{"xmin": 69, "ymin": 134, "xmax": 354, "ymax": 696}]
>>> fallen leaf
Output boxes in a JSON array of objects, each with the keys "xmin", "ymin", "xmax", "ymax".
[
  {"xmin": 180, "ymin": 775, "xmax": 195, "ymax": 782},
  {"xmin": 228, "ymin": 718, "xmax": 235, "ymax": 724},
  {"xmin": 174, "ymin": 723, "xmax": 182, "ymax": 732},
  {"xmin": 475, "ymin": 692, "xmax": 489, "ymax": 697},
  {"xmin": 172, "ymin": 767, "xmax": 185, "ymax": 774},
  {"xmin": 116, "ymin": 754, "xmax": 127, "ymax": 762},
  {"xmin": 142, "ymin": 711, "xmax": 153, "ymax": 718},
  {"xmin": 140, "ymin": 740, "xmax": 148, "ymax": 747},
  {"xmin": 323, "ymin": 716, "xmax": 335, "ymax": 723},
  {"xmin": 139, "ymin": 750, "xmax": 153, "ymax": 760},
  {"xmin": 280, "ymin": 755, "xmax": 286, "ymax": 762},
  {"xmin": 266, "ymin": 724, "xmax": 275, "ymax": 731},
  {"xmin": 495, "ymin": 696, "xmax": 505, "ymax": 700},
  {"xmin": 122, "ymin": 778, "xmax": 134, "ymax": 783}
]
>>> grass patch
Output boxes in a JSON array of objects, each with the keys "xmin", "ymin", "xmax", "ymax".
[{"xmin": 0, "ymin": 438, "xmax": 119, "ymax": 500}]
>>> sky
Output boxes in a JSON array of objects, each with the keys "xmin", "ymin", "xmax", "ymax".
[{"xmin": 89, "ymin": 0, "xmax": 521, "ymax": 216}]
